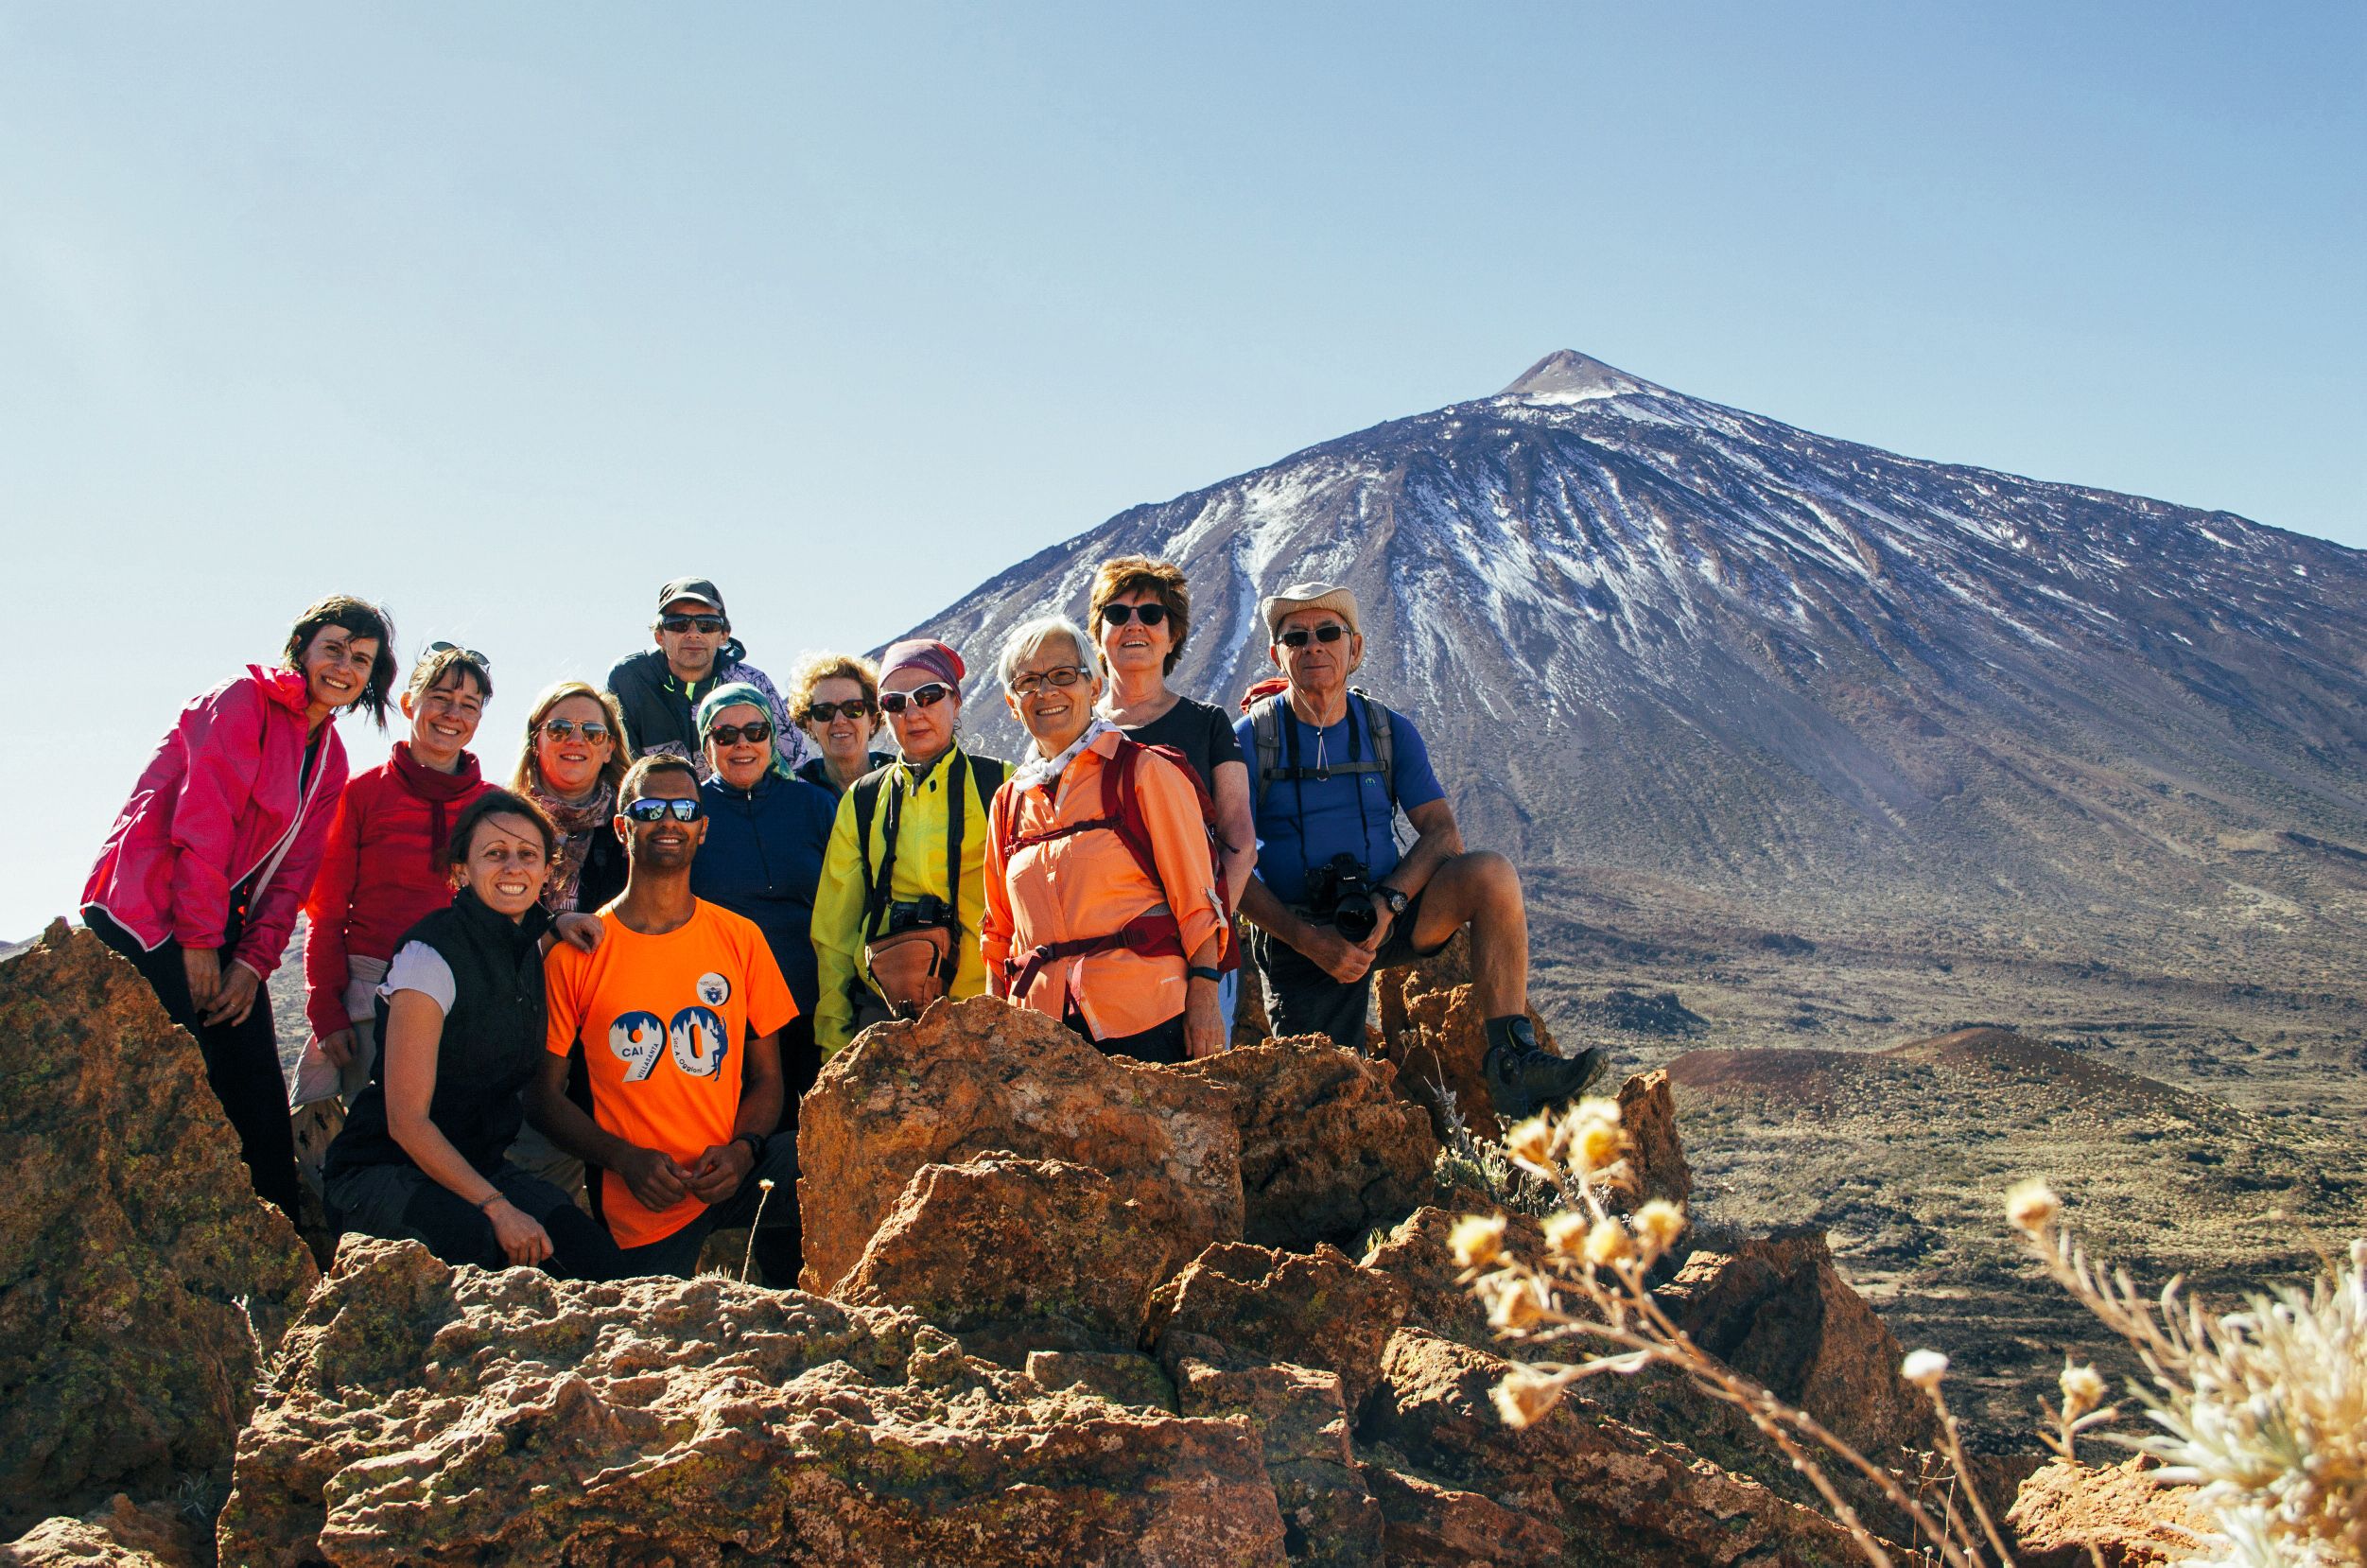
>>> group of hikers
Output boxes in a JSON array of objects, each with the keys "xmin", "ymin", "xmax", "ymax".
[{"xmin": 79, "ymin": 562, "xmax": 1603, "ymax": 1285}]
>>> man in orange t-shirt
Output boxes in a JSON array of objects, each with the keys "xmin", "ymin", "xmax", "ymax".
[{"xmin": 530, "ymin": 756, "xmax": 802, "ymax": 1282}]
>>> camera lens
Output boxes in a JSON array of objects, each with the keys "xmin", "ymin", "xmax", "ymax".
[{"xmin": 1333, "ymin": 895, "xmax": 1378, "ymax": 944}]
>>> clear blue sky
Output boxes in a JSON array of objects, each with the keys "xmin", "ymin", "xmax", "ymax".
[{"xmin": 4, "ymin": 3, "xmax": 2360, "ymax": 939}]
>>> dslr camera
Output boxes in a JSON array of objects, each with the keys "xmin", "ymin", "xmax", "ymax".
[
  {"xmin": 886, "ymin": 894, "xmax": 954, "ymax": 933},
  {"xmin": 1304, "ymin": 852, "xmax": 1380, "ymax": 944}
]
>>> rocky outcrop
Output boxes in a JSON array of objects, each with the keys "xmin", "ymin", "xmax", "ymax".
[
  {"xmin": 797, "ymin": 997, "xmax": 1246, "ymax": 1295},
  {"xmin": 1171, "ymin": 1356, "xmax": 1382, "ymax": 1568},
  {"xmin": 1174, "ymin": 1040, "xmax": 1438, "ymax": 1251},
  {"xmin": 1610, "ymin": 1068, "xmax": 1693, "ymax": 1210},
  {"xmin": 837, "ymin": 1154, "xmax": 1173, "ymax": 1349},
  {"xmin": 0, "ymin": 923, "xmax": 318, "ymax": 1536},
  {"xmin": 1373, "ymin": 932, "xmax": 1576, "ymax": 1142},
  {"xmin": 1657, "ymin": 1226, "xmax": 1937, "ymax": 1462},
  {"xmin": 1360, "ymin": 1328, "xmax": 1870, "ymax": 1567},
  {"xmin": 2006, "ymin": 1458, "xmax": 2214, "ymax": 1568},
  {"xmin": 1145, "ymin": 1243, "xmax": 1410, "ymax": 1411},
  {"xmin": 0, "ymin": 1497, "xmax": 196, "ymax": 1568},
  {"xmin": 218, "ymin": 1238, "xmax": 1290, "ymax": 1567}
]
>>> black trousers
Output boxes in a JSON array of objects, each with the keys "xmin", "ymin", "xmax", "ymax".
[
  {"xmin": 1069, "ymin": 1009, "xmax": 1189, "ymax": 1066},
  {"xmin": 87, "ymin": 907, "xmax": 303, "ymax": 1224},
  {"xmin": 613, "ymin": 1134, "xmax": 803, "ymax": 1286},
  {"xmin": 326, "ymin": 1159, "xmax": 624, "ymax": 1280}
]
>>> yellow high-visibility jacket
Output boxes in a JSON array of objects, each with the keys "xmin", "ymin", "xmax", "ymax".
[{"xmin": 810, "ymin": 744, "xmax": 1005, "ymax": 1056}]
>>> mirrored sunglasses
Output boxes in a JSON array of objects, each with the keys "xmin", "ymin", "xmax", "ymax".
[
  {"xmin": 621, "ymin": 796, "xmax": 704, "ymax": 824},
  {"xmin": 878, "ymin": 683, "xmax": 953, "ymax": 715}
]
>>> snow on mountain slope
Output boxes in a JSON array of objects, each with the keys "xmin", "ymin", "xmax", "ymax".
[{"xmin": 901, "ymin": 351, "xmax": 2367, "ymax": 949}]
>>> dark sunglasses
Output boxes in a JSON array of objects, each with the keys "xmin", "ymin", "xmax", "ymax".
[
  {"xmin": 707, "ymin": 721, "xmax": 772, "ymax": 745},
  {"xmin": 1277, "ymin": 623, "xmax": 1349, "ymax": 649},
  {"xmin": 1100, "ymin": 602, "xmax": 1170, "ymax": 628},
  {"xmin": 803, "ymin": 699, "xmax": 875, "ymax": 723},
  {"xmin": 878, "ymin": 683, "xmax": 953, "ymax": 715},
  {"xmin": 660, "ymin": 615, "xmax": 728, "ymax": 635},
  {"xmin": 422, "ymin": 639, "xmax": 493, "ymax": 670},
  {"xmin": 622, "ymin": 796, "xmax": 704, "ymax": 824},
  {"xmin": 540, "ymin": 718, "xmax": 612, "ymax": 743}
]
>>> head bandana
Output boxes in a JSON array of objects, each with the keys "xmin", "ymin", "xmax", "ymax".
[
  {"xmin": 879, "ymin": 637, "xmax": 966, "ymax": 692},
  {"xmin": 696, "ymin": 681, "xmax": 792, "ymax": 778}
]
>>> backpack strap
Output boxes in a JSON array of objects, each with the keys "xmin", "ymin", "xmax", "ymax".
[
  {"xmin": 852, "ymin": 764, "xmax": 895, "ymax": 941},
  {"xmin": 1352, "ymin": 688, "xmax": 1398, "ymax": 810},
  {"xmin": 1251, "ymin": 694, "xmax": 1287, "ymax": 810}
]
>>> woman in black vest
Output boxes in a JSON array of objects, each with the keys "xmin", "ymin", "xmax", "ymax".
[{"xmin": 322, "ymin": 789, "xmax": 620, "ymax": 1276}]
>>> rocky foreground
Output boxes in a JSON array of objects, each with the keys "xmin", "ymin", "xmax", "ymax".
[{"xmin": 2, "ymin": 925, "xmax": 2202, "ymax": 1566}]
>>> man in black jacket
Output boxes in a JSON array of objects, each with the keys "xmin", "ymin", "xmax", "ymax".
[{"xmin": 605, "ymin": 577, "xmax": 811, "ymax": 780}]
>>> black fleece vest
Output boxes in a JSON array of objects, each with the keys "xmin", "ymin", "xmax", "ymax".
[{"xmin": 323, "ymin": 890, "xmax": 552, "ymax": 1178}]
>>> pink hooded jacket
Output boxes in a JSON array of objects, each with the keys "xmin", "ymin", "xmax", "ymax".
[{"xmin": 82, "ymin": 666, "xmax": 351, "ymax": 981}]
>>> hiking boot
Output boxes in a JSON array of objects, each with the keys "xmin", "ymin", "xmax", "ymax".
[{"xmin": 1482, "ymin": 1016, "xmax": 1608, "ymax": 1119}]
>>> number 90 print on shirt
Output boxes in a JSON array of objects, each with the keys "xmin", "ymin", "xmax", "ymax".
[{"xmin": 544, "ymin": 900, "xmax": 798, "ymax": 1248}]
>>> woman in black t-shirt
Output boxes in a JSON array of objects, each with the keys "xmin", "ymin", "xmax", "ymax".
[{"xmin": 1089, "ymin": 557, "xmax": 1258, "ymax": 1034}]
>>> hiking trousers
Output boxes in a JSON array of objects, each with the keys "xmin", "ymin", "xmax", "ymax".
[{"xmin": 86, "ymin": 907, "xmax": 303, "ymax": 1224}]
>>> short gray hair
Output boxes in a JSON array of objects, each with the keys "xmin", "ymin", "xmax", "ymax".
[{"xmin": 996, "ymin": 615, "xmax": 1096, "ymax": 689}]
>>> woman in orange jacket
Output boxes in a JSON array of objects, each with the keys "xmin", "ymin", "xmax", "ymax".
[{"xmin": 981, "ymin": 616, "xmax": 1227, "ymax": 1064}]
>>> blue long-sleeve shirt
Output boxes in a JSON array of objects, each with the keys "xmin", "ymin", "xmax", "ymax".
[{"xmin": 690, "ymin": 772, "xmax": 837, "ymax": 1014}]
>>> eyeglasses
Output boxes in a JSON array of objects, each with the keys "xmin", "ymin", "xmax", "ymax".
[
  {"xmin": 803, "ymin": 699, "xmax": 875, "ymax": 723},
  {"xmin": 660, "ymin": 615, "xmax": 728, "ymax": 635},
  {"xmin": 1009, "ymin": 666, "xmax": 1092, "ymax": 698},
  {"xmin": 1100, "ymin": 602, "xmax": 1170, "ymax": 628},
  {"xmin": 540, "ymin": 718, "xmax": 613, "ymax": 743},
  {"xmin": 422, "ymin": 639, "xmax": 493, "ymax": 670},
  {"xmin": 878, "ymin": 683, "xmax": 953, "ymax": 715},
  {"xmin": 621, "ymin": 797, "xmax": 704, "ymax": 824},
  {"xmin": 707, "ymin": 721, "xmax": 772, "ymax": 745},
  {"xmin": 1277, "ymin": 623, "xmax": 1349, "ymax": 649}
]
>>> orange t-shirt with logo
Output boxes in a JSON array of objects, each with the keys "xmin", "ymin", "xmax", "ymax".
[{"xmin": 543, "ymin": 899, "xmax": 796, "ymax": 1247}]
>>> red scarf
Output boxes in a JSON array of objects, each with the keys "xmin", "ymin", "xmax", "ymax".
[{"xmin": 389, "ymin": 741, "xmax": 484, "ymax": 872}]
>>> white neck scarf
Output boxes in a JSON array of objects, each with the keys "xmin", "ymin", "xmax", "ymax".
[{"xmin": 1012, "ymin": 715, "xmax": 1119, "ymax": 796}]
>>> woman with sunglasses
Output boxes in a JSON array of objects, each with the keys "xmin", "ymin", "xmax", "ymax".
[
  {"xmin": 982, "ymin": 616, "xmax": 1227, "ymax": 1063},
  {"xmin": 786, "ymin": 653, "xmax": 894, "ymax": 797},
  {"xmin": 511, "ymin": 682, "xmax": 635, "ymax": 916},
  {"xmin": 688, "ymin": 684, "xmax": 836, "ymax": 1122},
  {"xmin": 293, "ymin": 644, "xmax": 496, "ymax": 1115},
  {"xmin": 82, "ymin": 594, "xmax": 397, "ymax": 1221},
  {"xmin": 809, "ymin": 637, "xmax": 1009, "ymax": 1058},
  {"xmin": 1089, "ymin": 556, "xmax": 1257, "ymax": 1037}
]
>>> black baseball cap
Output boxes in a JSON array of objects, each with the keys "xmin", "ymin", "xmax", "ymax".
[{"xmin": 655, "ymin": 577, "xmax": 726, "ymax": 617}]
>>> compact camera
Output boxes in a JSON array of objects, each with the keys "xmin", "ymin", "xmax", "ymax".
[{"xmin": 1303, "ymin": 853, "xmax": 1380, "ymax": 944}]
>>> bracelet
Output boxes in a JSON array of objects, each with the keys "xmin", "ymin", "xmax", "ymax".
[
  {"xmin": 1188, "ymin": 966, "xmax": 1223, "ymax": 984},
  {"xmin": 476, "ymin": 1191, "xmax": 504, "ymax": 1212}
]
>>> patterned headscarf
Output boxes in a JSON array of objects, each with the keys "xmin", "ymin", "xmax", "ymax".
[{"xmin": 696, "ymin": 681, "xmax": 793, "ymax": 779}]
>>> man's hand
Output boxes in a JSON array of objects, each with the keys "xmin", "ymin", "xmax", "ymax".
[
  {"xmin": 484, "ymin": 1197, "xmax": 554, "ymax": 1266},
  {"xmin": 183, "ymin": 947, "xmax": 222, "ymax": 1014},
  {"xmin": 1297, "ymin": 924, "xmax": 1376, "ymax": 985},
  {"xmin": 615, "ymin": 1145, "xmax": 694, "ymax": 1211},
  {"xmin": 686, "ymin": 1140, "xmax": 756, "ymax": 1204},
  {"xmin": 553, "ymin": 912, "xmax": 604, "ymax": 952},
  {"xmin": 318, "ymin": 1027, "xmax": 358, "ymax": 1069},
  {"xmin": 200, "ymin": 962, "xmax": 261, "ymax": 1027},
  {"xmin": 1184, "ymin": 977, "xmax": 1226, "ymax": 1059}
]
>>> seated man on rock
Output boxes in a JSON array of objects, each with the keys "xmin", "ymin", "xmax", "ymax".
[
  {"xmin": 1233, "ymin": 581, "xmax": 1602, "ymax": 1118},
  {"xmin": 530, "ymin": 756, "xmax": 803, "ymax": 1282}
]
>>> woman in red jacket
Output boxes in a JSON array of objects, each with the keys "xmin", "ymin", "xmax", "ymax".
[
  {"xmin": 82, "ymin": 595, "xmax": 397, "ymax": 1221},
  {"xmin": 293, "ymin": 643, "xmax": 496, "ymax": 1112}
]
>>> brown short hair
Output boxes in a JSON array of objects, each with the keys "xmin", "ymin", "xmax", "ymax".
[
  {"xmin": 407, "ymin": 646, "xmax": 493, "ymax": 704},
  {"xmin": 511, "ymin": 681, "xmax": 633, "ymax": 797},
  {"xmin": 787, "ymin": 652, "xmax": 880, "ymax": 726},
  {"xmin": 446, "ymin": 788, "xmax": 559, "ymax": 865},
  {"xmin": 620, "ymin": 754, "xmax": 700, "ymax": 804},
  {"xmin": 283, "ymin": 595, "xmax": 399, "ymax": 728},
  {"xmin": 1087, "ymin": 556, "xmax": 1191, "ymax": 675}
]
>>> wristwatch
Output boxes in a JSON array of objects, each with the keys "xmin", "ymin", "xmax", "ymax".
[
  {"xmin": 1378, "ymin": 886, "xmax": 1410, "ymax": 917},
  {"xmin": 735, "ymin": 1131, "xmax": 765, "ymax": 1160}
]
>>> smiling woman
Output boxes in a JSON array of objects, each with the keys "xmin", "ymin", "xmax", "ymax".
[{"xmin": 79, "ymin": 592, "xmax": 396, "ymax": 1222}]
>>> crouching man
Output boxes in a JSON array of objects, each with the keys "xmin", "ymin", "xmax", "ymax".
[
  {"xmin": 1234, "ymin": 582, "xmax": 1601, "ymax": 1118},
  {"xmin": 529, "ymin": 756, "xmax": 804, "ymax": 1283}
]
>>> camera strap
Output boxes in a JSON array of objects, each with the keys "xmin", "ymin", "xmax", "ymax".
[
  {"xmin": 863, "ymin": 749, "xmax": 982, "ymax": 944},
  {"xmin": 1276, "ymin": 694, "xmax": 1378, "ymax": 882}
]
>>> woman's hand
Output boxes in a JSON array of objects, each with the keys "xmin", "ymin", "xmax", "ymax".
[
  {"xmin": 1185, "ymin": 975, "xmax": 1226, "ymax": 1059},
  {"xmin": 200, "ymin": 962, "xmax": 262, "ymax": 1027},
  {"xmin": 483, "ymin": 1197, "xmax": 553, "ymax": 1267},
  {"xmin": 318, "ymin": 1027, "xmax": 358, "ymax": 1068},
  {"xmin": 183, "ymin": 947, "xmax": 222, "ymax": 1014},
  {"xmin": 553, "ymin": 911, "xmax": 604, "ymax": 952}
]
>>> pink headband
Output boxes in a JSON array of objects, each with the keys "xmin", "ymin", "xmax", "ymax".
[{"xmin": 879, "ymin": 637, "xmax": 965, "ymax": 690}]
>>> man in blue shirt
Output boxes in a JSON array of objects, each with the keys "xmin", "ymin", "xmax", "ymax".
[{"xmin": 1233, "ymin": 582, "xmax": 1601, "ymax": 1119}]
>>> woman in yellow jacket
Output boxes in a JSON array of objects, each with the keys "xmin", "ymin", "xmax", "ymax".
[{"xmin": 810, "ymin": 638, "xmax": 1009, "ymax": 1056}]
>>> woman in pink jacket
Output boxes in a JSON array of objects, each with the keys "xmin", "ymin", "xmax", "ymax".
[{"xmin": 82, "ymin": 595, "xmax": 397, "ymax": 1220}]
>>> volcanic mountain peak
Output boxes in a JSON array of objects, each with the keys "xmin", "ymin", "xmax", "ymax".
[{"xmin": 1497, "ymin": 348, "xmax": 1660, "ymax": 403}]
